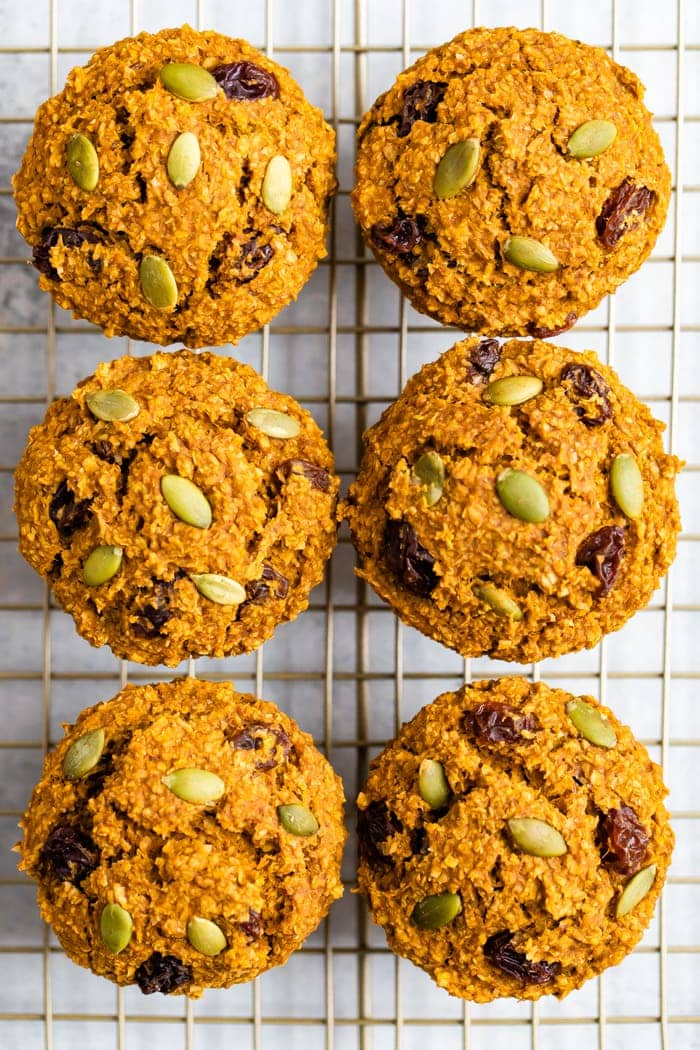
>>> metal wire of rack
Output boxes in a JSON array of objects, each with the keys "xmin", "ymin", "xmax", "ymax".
[{"xmin": 0, "ymin": 0, "xmax": 698, "ymax": 1048}]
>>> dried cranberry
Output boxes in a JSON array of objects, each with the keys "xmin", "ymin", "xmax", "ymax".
[
  {"xmin": 134, "ymin": 952, "xmax": 192, "ymax": 995},
  {"xmin": 33, "ymin": 226, "xmax": 99, "ymax": 280},
  {"xmin": 527, "ymin": 312, "xmax": 577, "ymax": 339},
  {"xmin": 246, "ymin": 564, "xmax": 290, "ymax": 603},
  {"xmin": 463, "ymin": 701, "xmax": 540, "ymax": 744},
  {"xmin": 560, "ymin": 362, "xmax": 612, "ymax": 427},
  {"xmin": 239, "ymin": 908, "xmax": 263, "ymax": 942},
  {"xmin": 383, "ymin": 519, "xmax": 437, "ymax": 597},
  {"xmin": 237, "ymin": 237, "xmax": 273, "ymax": 281},
  {"xmin": 132, "ymin": 579, "xmax": 177, "ymax": 638},
  {"xmin": 228, "ymin": 722, "xmax": 292, "ymax": 771},
  {"xmin": 467, "ymin": 339, "xmax": 501, "ymax": 383},
  {"xmin": 397, "ymin": 80, "xmax": 447, "ymax": 137},
  {"xmin": 484, "ymin": 931, "xmax": 561, "ymax": 985},
  {"xmin": 357, "ymin": 800, "xmax": 403, "ymax": 866},
  {"xmin": 41, "ymin": 824, "xmax": 98, "ymax": 884},
  {"xmin": 576, "ymin": 525, "xmax": 625, "ymax": 596},
  {"xmin": 211, "ymin": 61, "xmax": 279, "ymax": 101},
  {"xmin": 276, "ymin": 458, "xmax": 331, "ymax": 493},
  {"xmin": 598, "ymin": 804, "xmax": 649, "ymax": 875},
  {"xmin": 48, "ymin": 480, "xmax": 93, "ymax": 539},
  {"xmin": 371, "ymin": 217, "xmax": 422, "ymax": 255},
  {"xmin": 596, "ymin": 178, "xmax": 654, "ymax": 249}
]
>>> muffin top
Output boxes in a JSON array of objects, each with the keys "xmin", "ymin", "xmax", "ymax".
[
  {"xmin": 356, "ymin": 677, "xmax": 673, "ymax": 1002},
  {"xmin": 352, "ymin": 26, "xmax": 670, "ymax": 336},
  {"xmin": 344, "ymin": 336, "xmax": 681, "ymax": 663},
  {"xmin": 15, "ymin": 350, "xmax": 338, "ymax": 666},
  {"xmin": 19, "ymin": 677, "xmax": 347, "ymax": 996},
  {"xmin": 13, "ymin": 25, "xmax": 336, "ymax": 347}
]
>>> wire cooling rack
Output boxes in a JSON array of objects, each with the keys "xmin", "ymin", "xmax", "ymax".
[{"xmin": 0, "ymin": 0, "xmax": 698, "ymax": 1048}]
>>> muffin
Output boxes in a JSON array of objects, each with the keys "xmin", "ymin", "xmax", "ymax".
[
  {"xmin": 14, "ymin": 350, "xmax": 338, "ymax": 666},
  {"xmin": 13, "ymin": 25, "xmax": 336, "ymax": 347},
  {"xmin": 356, "ymin": 677, "xmax": 673, "ymax": 1002},
  {"xmin": 18, "ymin": 677, "xmax": 346, "ymax": 996},
  {"xmin": 343, "ymin": 336, "xmax": 681, "ymax": 664},
  {"xmin": 352, "ymin": 26, "xmax": 670, "ymax": 337}
]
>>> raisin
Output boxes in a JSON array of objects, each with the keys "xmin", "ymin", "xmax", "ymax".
[
  {"xmin": 397, "ymin": 80, "xmax": 447, "ymax": 137},
  {"xmin": 463, "ymin": 701, "xmax": 540, "ymax": 744},
  {"xmin": 560, "ymin": 362, "xmax": 612, "ymax": 427},
  {"xmin": 596, "ymin": 178, "xmax": 654, "ymax": 249},
  {"xmin": 276, "ymin": 458, "xmax": 331, "ymax": 493},
  {"xmin": 41, "ymin": 824, "xmax": 98, "ymax": 884},
  {"xmin": 49, "ymin": 553, "xmax": 63, "ymax": 578},
  {"xmin": 576, "ymin": 525, "xmax": 625, "ymax": 596},
  {"xmin": 33, "ymin": 226, "xmax": 100, "ymax": 280},
  {"xmin": 228, "ymin": 722, "xmax": 292, "ymax": 771},
  {"xmin": 357, "ymin": 800, "xmax": 403, "ymax": 866},
  {"xmin": 467, "ymin": 339, "xmax": 501, "ymax": 383},
  {"xmin": 383, "ymin": 519, "xmax": 437, "ymax": 597},
  {"xmin": 239, "ymin": 908, "xmax": 263, "ymax": 942},
  {"xmin": 49, "ymin": 480, "xmax": 93, "ymax": 539},
  {"xmin": 134, "ymin": 952, "xmax": 192, "ymax": 995},
  {"xmin": 237, "ymin": 237, "xmax": 273, "ymax": 282},
  {"xmin": 598, "ymin": 804, "xmax": 649, "ymax": 875},
  {"xmin": 410, "ymin": 825, "xmax": 430, "ymax": 856},
  {"xmin": 484, "ymin": 931, "xmax": 561, "ymax": 985},
  {"xmin": 89, "ymin": 440, "xmax": 120, "ymax": 464},
  {"xmin": 246, "ymin": 564, "xmax": 290, "ymax": 603},
  {"xmin": 132, "ymin": 579, "xmax": 177, "ymax": 638},
  {"xmin": 527, "ymin": 312, "xmax": 577, "ymax": 339},
  {"xmin": 371, "ymin": 216, "xmax": 423, "ymax": 255},
  {"xmin": 212, "ymin": 61, "xmax": 279, "ymax": 101}
]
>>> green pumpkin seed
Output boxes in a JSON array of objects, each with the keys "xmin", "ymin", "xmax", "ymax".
[
  {"xmin": 85, "ymin": 389, "xmax": 140, "ymax": 422},
  {"xmin": 191, "ymin": 573, "xmax": 246, "ymax": 606},
  {"xmin": 507, "ymin": 817, "xmax": 568, "ymax": 858},
  {"xmin": 566, "ymin": 698, "xmax": 617, "ymax": 749},
  {"xmin": 277, "ymin": 804, "xmax": 319, "ymax": 837},
  {"xmin": 187, "ymin": 916, "xmax": 227, "ymax": 956},
  {"xmin": 610, "ymin": 453, "xmax": 644, "ymax": 520},
  {"xmin": 162, "ymin": 767, "xmax": 225, "ymax": 804},
  {"xmin": 161, "ymin": 475, "xmax": 212, "ymax": 529},
  {"xmin": 412, "ymin": 892, "xmax": 462, "ymax": 930},
  {"xmin": 139, "ymin": 255, "xmax": 178, "ymax": 310},
  {"xmin": 418, "ymin": 759, "xmax": 450, "ymax": 810},
  {"xmin": 434, "ymin": 138, "xmax": 480, "ymax": 199},
  {"xmin": 66, "ymin": 133, "xmax": 99, "ymax": 191},
  {"xmin": 503, "ymin": 236, "xmax": 559, "ymax": 273},
  {"xmin": 567, "ymin": 119, "xmax": 617, "ymax": 160},
  {"xmin": 82, "ymin": 545, "xmax": 123, "ymax": 587},
  {"xmin": 62, "ymin": 728, "xmax": 105, "ymax": 780},
  {"xmin": 487, "ymin": 375, "xmax": 543, "ymax": 406},
  {"xmin": 160, "ymin": 62, "xmax": 218, "ymax": 102},
  {"xmin": 246, "ymin": 407, "xmax": 300, "ymax": 439},
  {"xmin": 616, "ymin": 864, "xmax": 657, "ymax": 918},
  {"xmin": 411, "ymin": 451, "xmax": 445, "ymax": 507},
  {"xmin": 100, "ymin": 903, "xmax": 133, "ymax": 954},
  {"xmin": 262, "ymin": 155, "xmax": 292, "ymax": 214},
  {"xmin": 473, "ymin": 582, "xmax": 524, "ymax": 621},
  {"xmin": 496, "ymin": 468, "xmax": 549, "ymax": 523},
  {"xmin": 167, "ymin": 131, "xmax": 201, "ymax": 189}
]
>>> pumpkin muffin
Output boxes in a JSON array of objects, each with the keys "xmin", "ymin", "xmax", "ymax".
[
  {"xmin": 14, "ymin": 350, "xmax": 338, "ymax": 666},
  {"xmin": 13, "ymin": 25, "xmax": 336, "ymax": 347},
  {"xmin": 356, "ymin": 677, "xmax": 673, "ymax": 1002},
  {"xmin": 352, "ymin": 26, "xmax": 670, "ymax": 337}
]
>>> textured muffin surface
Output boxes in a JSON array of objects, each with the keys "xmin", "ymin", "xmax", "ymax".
[
  {"xmin": 352, "ymin": 26, "xmax": 670, "ymax": 336},
  {"xmin": 343, "ymin": 337, "xmax": 680, "ymax": 663},
  {"xmin": 356, "ymin": 678, "xmax": 673, "ymax": 1002},
  {"xmin": 19, "ymin": 678, "xmax": 346, "ymax": 996},
  {"xmin": 14, "ymin": 350, "xmax": 338, "ymax": 666},
  {"xmin": 13, "ymin": 25, "xmax": 336, "ymax": 347}
]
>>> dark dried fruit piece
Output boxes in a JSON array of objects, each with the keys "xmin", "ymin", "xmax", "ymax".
[
  {"xmin": 467, "ymin": 339, "xmax": 501, "ymax": 383},
  {"xmin": 357, "ymin": 800, "xmax": 403, "ymax": 866},
  {"xmin": 383, "ymin": 519, "xmax": 438, "ymax": 597},
  {"xmin": 211, "ymin": 61, "xmax": 279, "ymax": 101},
  {"xmin": 560, "ymin": 362, "xmax": 612, "ymax": 427},
  {"xmin": 228, "ymin": 722, "xmax": 292, "ymax": 771},
  {"xmin": 463, "ymin": 701, "xmax": 540, "ymax": 744},
  {"xmin": 89, "ymin": 440, "xmax": 120, "ymax": 464},
  {"xmin": 527, "ymin": 312, "xmax": 577, "ymax": 339},
  {"xmin": 49, "ymin": 480, "xmax": 93, "ymax": 539},
  {"xmin": 246, "ymin": 564, "xmax": 290, "ymax": 603},
  {"xmin": 239, "ymin": 908, "xmax": 263, "ymax": 942},
  {"xmin": 33, "ymin": 226, "xmax": 100, "ymax": 280},
  {"xmin": 371, "ymin": 216, "xmax": 423, "ymax": 255},
  {"xmin": 134, "ymin": 952, "xmax": 192, "ymax": 995},
  {"xmin": 596, "ymin": 178, "xmax": 654, "ymax": 249},
  {"xmin": 576, "ymin": 525, "xmax": 625, "ymax": 596},
  {"xmin": 132, "ymin": 579, "xmax": 177, "ymax": 638},
  {"xmin": 237, "ymin": 237, "xmax": 273, "ymax": 282},
  {"xmin": 410, "ymin": 825, "xmax": 430, "ymax": 856},
  {"xmin": 397, "ymin": 80, "xmax": 447, "ymax": 137},
  {"xmin": 484, "ymin": 931, "xmax": 561, "ymax": 985},
  {"xmin": 598, "ymin": 804, "xmax": 649, "ymax": 875},
  {"xmin": 276, "ymin": 458, "xmax": 331, "ymax": 493},
  {"xmin": 41, "ymin": 824, "xmax": 98, "ymax": 884}
]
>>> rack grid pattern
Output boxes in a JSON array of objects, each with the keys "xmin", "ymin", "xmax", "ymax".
[{"xmin": 0, "ymin": 1, "xmax": 698, "ymax": 1049}]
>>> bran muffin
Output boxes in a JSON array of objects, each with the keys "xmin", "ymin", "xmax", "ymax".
[
  {"xmin": 13, "ymin": 25, "xmax": 336, "ymax": 347},
  {"xmin": 343, "ymin": 337, "xmax": 681, "ymax": 664},
  {"xmin": 14, "ymin": 350, "xmax": 338, "ymax": 666},
  {"xmin": 19, "ymin": 677, "xmax": 346, "ymax": 996},
  {"xmin": 356, "ymin": 677, "xmax": 673, "ymax": 1002},
  {"xmin": 352, "ymin": 26, "xmax": 670, "ymax": 337}
]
